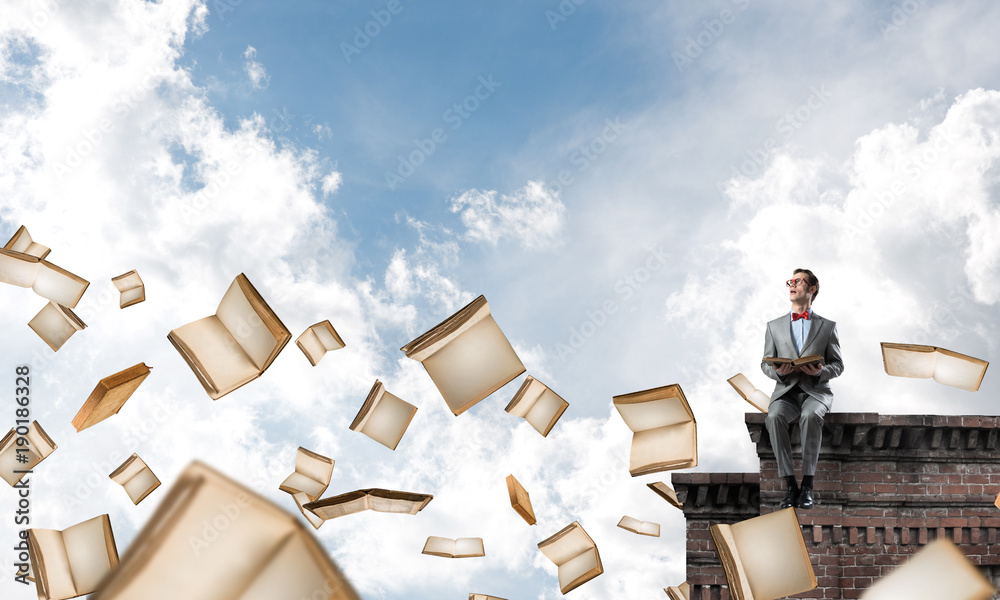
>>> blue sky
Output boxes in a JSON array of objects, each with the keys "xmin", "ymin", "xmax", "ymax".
[{"xmin": 3, "ymin": 1, "xmax": 1000, "ymax": 598}]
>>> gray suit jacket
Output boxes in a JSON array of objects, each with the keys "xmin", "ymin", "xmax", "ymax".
[{"xmin": 761, "ymin": 311, "xmax": 844, "ymax": 409}]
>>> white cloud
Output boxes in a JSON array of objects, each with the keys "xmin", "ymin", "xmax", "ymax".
[
  {"xmin": 242, "ymin": 44, "xmax": 268, "ymax": 89},
  {"xmin": 665, "ymin": 88, "xmax": 1000, "ymax": 426},
  {"xmin": 321, "ymin": 170, "xmax": 342, "ymax": 196},
  {"xmin": 451, "ymin": 180, "xmax": 566, "ymax": 249}
]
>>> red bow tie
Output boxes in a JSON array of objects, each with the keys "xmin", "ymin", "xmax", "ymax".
[{"xmin": 792, "ymin": 311, "xmax": 810, "ymax": 321}]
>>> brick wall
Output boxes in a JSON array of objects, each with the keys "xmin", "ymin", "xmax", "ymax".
[{"xmin": 672, "ymin": 412, "xmax": 1000, "ymax": 600}]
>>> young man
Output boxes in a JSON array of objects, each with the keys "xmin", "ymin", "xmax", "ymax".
[{"xmin": 761, "ymin": 269, "xmax": 844, "ymax": 509}]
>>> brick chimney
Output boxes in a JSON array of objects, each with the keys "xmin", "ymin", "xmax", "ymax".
[{"xmin": 672, "ymin": 412, "xmax": 1000, "ymax": 599}]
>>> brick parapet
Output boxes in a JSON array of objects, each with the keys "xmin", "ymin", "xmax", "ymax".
[{"xmin": 675, "ymin": 412, "xmax": 1000, "ymax": 599}]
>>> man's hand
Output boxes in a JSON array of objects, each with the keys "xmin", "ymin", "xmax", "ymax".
[
  {"xmin": 775, "ymin": 363, "xmax": 794, "ymax": 376},
  {"xmin": 799, "ymin": 362, "xmax": 823, "ymax": 377}
]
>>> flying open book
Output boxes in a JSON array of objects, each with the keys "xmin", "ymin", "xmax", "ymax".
[
  {"xmin": 504, "ymin": 375, "xmax": 569, "ymax": 437},
  {"xmin": 167, "ymin": 273, "xmax": 291, "ymax": 399},
  {"xmin": 29, "ymin": 301, "xmax": 87, "ymax": 352},
  {"xmin": 727, "ymin": 373, "xmax": 770, "ymax": 413},
  {"xmin": 27, "ymin": 514, "xmax": 119, "ymax": 600},
  {"xmin": 1, "ymin": 421, "xmax": 57, "ymax": 486},
  {"xmin": 617, "ymin": 515, "xmax": 659, "ymax": 537},
  {"xmin": 880, "ymin": 342, "xmax": 989, "ymax": 392},
  {"xmin": 279, "ymin": 447, "xmax": 334, "ymax": 502},
  {"xmin": 506, "ymin": 474, "xmax": 536, "ymax": 525},
  {"xmin": 537, "ymin": 521, "xmax": 603, "ymax": 594},
  {"xmin": 665, "ymin": 582, "xmax": 690, "ymax": 600},
  {"xmin": 303, "ymin": 488, "xmax": 433, "ymax": 521},
  {"xmin": 4, "ymin": 225, "xmax": 51, "ymax": 259},
  {"xmin": 91, "ymin": 461, "xmax": 361, "ymax": 600},
  {"xmin": 401, "ymin": 295, "xmax": 525, "ymax": 416},
  {"xmin": 111, "ymin": 270, "xmax": 145, "ymax": 308},
  {"xmin": 296, "ymin": 320, "xmax": 346, "ymax": 366},
  {"xmin": 421, "ymin": 536, "xmax": 485, "ymax": 558},
  {"xmin": 72, "ymin": 363, "xmax": 151, "ymax": 432},
  {"xmin": 859, "ymin": 538, "xmax": 994, "ymax": 600},
  {"xmin": 349, "ymin": 380, "xmax": 417, "ymax": 451},
  {"xmin": 109, "ymin": 454, "xmax": 160, "ymax": 505},
  {"xmin": 710, "ymin": 507, "xmax": 816, "ymax": 600},
  {"xmin": 469, "ymin": 595, "xmax": 507, "ymax": 600},
  {"xmin": 647, "ymin": 481, "xmax": 683, "ymax": 510},
  {"xmin": 613, "ymin": 384, "xmax": 697, "ymax": 476},
  {"xmin": 0, "ymin": 248, "xmax": 89, "ymax": 308}
]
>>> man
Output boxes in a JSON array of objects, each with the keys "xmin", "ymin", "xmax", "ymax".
[{"xmin": 761, "ymin": 268, "xmax": 844, "ymax": 510}]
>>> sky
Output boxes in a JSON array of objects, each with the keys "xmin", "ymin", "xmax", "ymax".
[{"xmin": 2, "ymin": 0, "xmax": 1000, "ymax": 598}]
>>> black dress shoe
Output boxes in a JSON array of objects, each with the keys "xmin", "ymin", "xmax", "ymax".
[
  {"xmin": 779, "ymin": 487, "xmax": 799, "ymax": 509},
  {"xmin": 796, "ymin": 487, "xmax": 815, "ymax": 509}
]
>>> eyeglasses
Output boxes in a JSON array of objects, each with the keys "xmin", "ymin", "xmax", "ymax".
[{"xmin": 786, "ymin": 278, "xmax": 808, "ymax": 287}]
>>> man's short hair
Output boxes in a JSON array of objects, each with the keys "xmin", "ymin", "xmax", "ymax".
[{"xmin": 794, "ymin": 268, "xmax": 819, "ymax": 301}]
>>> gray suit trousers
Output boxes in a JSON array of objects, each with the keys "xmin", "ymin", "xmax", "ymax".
[{"xmin": 765, "ymin": 385, "xmax": 828, "ymax": 477}]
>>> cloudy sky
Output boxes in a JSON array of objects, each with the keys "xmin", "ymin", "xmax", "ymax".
[{"xmin": 3, "ymin": 0, "xmax": 1000, "ymax": 598}]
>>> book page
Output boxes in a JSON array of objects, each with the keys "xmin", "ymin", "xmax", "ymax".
[
  {"xmin": 293, "ymin": 493, "xmax": 324, "ymax": 530},
  {"xmin": 422, "ymin": 536, "xmax": 457, "ymax": 556},
  {"xmin": 120, "ymin": 287, "xmax": 144, "ymax": 306},
  {"xmin": 234, "ymin": 531, "xmax": 352, "ymax": 600},
  {"xmin": 630, "ymin": 421, "xmax": 696, "ymax": 475},
  {"xmin": 615, "ymin": 395, "xmax": 693, "ymax": 433},
  {"xmin": 297, "ymin": 329, "xmax": 324, "ymax": 365},
  {"xmin": 217, "ymin": 278, "xmax": 278, "ymax": 370},
  {"xmin": 523, "ymin": 388, "xmax": 566, "ymax": 436},
  {"xmin": 123, "ymin": 469, "xmax": 160, "ymax": 504},
  {"xmin": 30, "ymin": 529, "xmax": 77, "ymax": 600},
  {"xmin": 859, "ymin": 538, "xmax": 994, "ymax": 600},
  {"xmin": 0, "ymin": 248, "xmax": 40, "ymax": 287},
  {"xmin": 420, "ymin": 315, "xmax": 525, "ymax": 415},
  {"xmin": 112, "ymin": 271, "xmax": 143, "ymax": 293},
  {"xmin": 280, "ymin": 472, "xmax": 327, "ymax": 500},
  {"xmin": 63, "ymin": 516, "xmax": 115, "ymax": 595},
  {"xmin": 932, "ymin": 349, "xmax": 988, "ymax": 391},
  {"xmin": 27, "ymin": 422, "xmax": 56, "ymax": 457},
  {"xmin": 557, "ymin": 547, "xmax": 600, "ymax": 593},
  {"xmin": 455, "ymin": 538, "xmax": 485, "ymax": 557},
  {"xmin": 367, "ymin": 491, "xmax": 431, "ymax": 514},
  {"xmin": 730, "ymin": 508, "xmax": 816, "ymax": 600},
  {"xmin": 1, "ymin": 445, "xmax": 40, "ymax": 486},
  {"xmin": 294, "ymin": 449, "xmax": 334, "ymax": 491},
  {"xmin": 313, "ymin": 322, "xmax": 345, "ymax": 351},
  {"xmin": 305, "ymin": 493, "xmax": 369, "ymax": 520},
  {"xmin": 34, "ymin": 261, "xmax": 88, "ymax": 308},
  {"xmin": 506, "ymin": 377, "xmax": 545, "ymax": 417},
  {"xmin": 170, "ymin": 316, "xmax": 259, "ymax": 395},
  {"xmin": 728, "ymin": 373, "xmax": 755, "ymax": 399},
  {"xmin": 882, "ymin": 344, "xmax": 937, "ymax": 379},
  {"xmin": 29, "ymin": 302, "xmax": 81, "ymax": 352},
  {"xmin": 538, "ymin": 523, "xmax": 593, "ymax": 566},
  {"xmin": 359, "ymin": 391, "xmax": 416, "ymax": 450}
]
